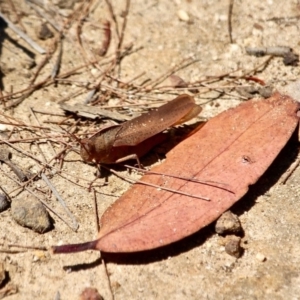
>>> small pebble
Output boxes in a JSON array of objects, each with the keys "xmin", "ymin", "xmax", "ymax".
[
  {"xmin": 11, "ymin": 196, "xmax": 51, "ymax": 233},
  {"xmin": 236, "ymin": 86, "xmax": 273, "ymax": 99},
  {"xmin": 32, "ymin": 251, "xmax": 47, "ymax": 262},
  {"xmin": 256, "ymin": 253, "xmax": 266, "ymax": 262},
  {"xmin": 177, "ymin": 10, "xmax": 190, "ymax": 22},
  {"xmin": 0, "ymin": 124, "xmax": 8, "ymax": 131},
  {"xmin": 0, "ymin": 193, "xmax": 10, "ymax": 212},
  {"xmin": 224, "ymin": 236, "xmax": 242, "ymax": 258},
  {"xmin": 283, "ymin": 52, "xmax": 299, "ymax": 66},
  {"xmin": 258, "ymin": 86, "xmax": 273, "ymax": 98},
  {"xmin": 228, "ymin": 43, "xmax": 242, "ymax": 55},
  {"xmin": 111, "ymin": 281, "xmax": 121, "ymax": 293},
  {"xmin": 80, "ymin": 287, "xmax": 103, "ymax": 300},
  {"xmin": 36, "ymin": 23, "xmax": 54, "ymax": 40},
  {"xmin": 215, "ymin": 211, "xmax": 242, "ymax": 235}
]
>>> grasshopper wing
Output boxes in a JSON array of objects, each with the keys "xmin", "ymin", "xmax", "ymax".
[{"xmin": 114, "ymin": 94, "xmax": 202, "ymax": 147}]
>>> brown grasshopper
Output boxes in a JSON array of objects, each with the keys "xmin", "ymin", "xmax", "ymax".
[{"xmin": 80, "ymin": 94, "xmax": 202, "ymax": 166}]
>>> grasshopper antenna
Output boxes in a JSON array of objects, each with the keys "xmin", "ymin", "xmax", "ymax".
[{"xmin": 59, "ymin": 126, "xmax": 88, "ymax": 155}]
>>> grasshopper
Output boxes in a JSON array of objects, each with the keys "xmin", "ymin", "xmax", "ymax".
[{"xmin": 80, "ymin": 94, "xmax": 202, "ymax": 165}]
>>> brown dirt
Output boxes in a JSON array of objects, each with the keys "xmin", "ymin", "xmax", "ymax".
[{"xmin": 0, "ymin": 0, "xmax": 300, "ymax": 299}]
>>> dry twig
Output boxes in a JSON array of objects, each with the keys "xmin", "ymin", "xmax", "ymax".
[
  {"xmin": 0, "ymin": 11, "xmax": 46, "ymax": 54},
  {"xmin": 41, "ymin": 173, "xmax": 79, "ymax": 231}
]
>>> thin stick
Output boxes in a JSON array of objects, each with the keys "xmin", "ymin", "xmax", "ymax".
[
  {"xmin": 0, "ymin": 11, "xmax": 46, "ymax": 54},
  {"xmin": 0, "ymin": 136, "xmax": 70, "ymax": 144},
  {"xmin": 124, "ymin": 165, "xmax": 234, "ymax": 193},
  {"xmin": 228, "ymin": 0, "xmax": 234, "ymax": 43},
  {"xmin": 29, "ymin": 107, "xmax": 56, "ymax": 157},
  {"xmin": 8, "ymin": 0, "xmax": 27, "ymax": 32},
  {"xmin": 6, "ymin": 244, "xmax": 47, "ymax": 251},
  {"xmin": 104, "ymin": 0, "xmax": 120, "ymax": 39},
  {"xmin": 5, "ymin": 77, "xmax": 50, "ymax": 109},
  {"xmin": 57, "ymin": 86, "xmax": 87, "ymax": 104},
  {"xmin": 0, "ymin": 249, "xmax": 27, "ymax": 254},
  {"xmin": 0, "ymin": 138, "xmax": 46, "ymax": 165},
  {"xmin": 28, "ymin": 112, "xmax": 47, "ymax": 163},
  {"xmin": 242, "ymin": 56, "xmax": 273, "ymax": 76},
  {"xmin": 117, "ymin": 0, "xmax": 130, "ymax": 54},
  {"xmin": 51, "ymin": 38, "xmax": 63, "ymax": 79},
  {"xmin": 150, "ymin": 58, "xmax": 200, "ymax": 88},
  {"xmin": 0, "ymin": 57, "xmax": 102, "ymax": 101},
  {"xmin": 0, "ymin": 150, "xmax": 28, "ymax": 182},
  {"xmin": 101, "ymin": 256, "xmax": 115, "ymax": 300},
  {"xmin": 200, "ymin": 82, "xmax": 248, "ymax": 100},
  {"xmin": 26, "ymin": 0, "xmax": 62, "ymax": 32},
  {"xmin": 88, "ymin": 186, "xmax": 113, "ymax": 300},
  {"xmin": 0, "ymin": 185, "xmax": 11, "ymax": 212},
  {"xmin": 41, "ymin": 173, "xmax": 79, "ymax": 231},
  {"xmin": 107, "ymin": 167, "xmax": 210, "ymax": 201},
  {"xmin": 93, "ymin": 189, "xmax": 100, "ymax": 231},
  {"xmin": 30, "ymin": 53, "xmax": 51, "ymax": 85},
  {"xmin": 0, "ymin": 88, "xmax": 4, "ymax": 107},
  {"xmin": 31, "ymin": 108, "xmax": 65, "ymax": 116},
  {"xmin": 56, "ymin": 171, "xmax": 103, "ymax": 190},
  {"xmin": 0, "ymin": 49, "xmax": 130, "ymax": 104}
]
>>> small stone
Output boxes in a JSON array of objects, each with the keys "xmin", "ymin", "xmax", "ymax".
[
  {"xmin": 0, "ymin": 193, "xmax": 10, "ymax": 212},
  {"xmin": 256, "ymin": 253, "xmax": 266, "ymax": 262},
  {"xmin": 224, "ymin": 236, "xmax": 242, "ymax": 258},
  {"xmin": 80, "ymin": 287, "xmax": 103, "ymax": 300},
  {"xmin": 0, "ymin": 124, "xmax": 8, "ymax": 131},
  {"xmin": 111, "ymin": 281, "xmax": 121, "ymax": 293},
  {"xmin": 11, "ymin": 196, "xmax": 51, "ymax": 233},
  {"xmin": 253, "ymin": 23, "xmax": 264, "ymax": 31},
  {"xmin": 90, "ymin": 68, "xmax": 98, "ymax": 76},
  {"xmin": 32, "ymin": 251, "xmax": 47, "ymax": 262},
  {"xmin": 283, "ymin": 52, "xmax": 299, "ymax": 66},
  {"xmin": 36, "ymin": 23, "xmax": 54, "ymax": 40},
  {"xmin": 215, "ymin": 211, "xmax": 242, "ymax": 235},
  {"xmin": 258, "ymin": 86, "xmax": 273, "ymax": 98},
  {"xmin": 228, "ymin": 43, "xmax": 242, "ymax": 55},
  {"xmin": 177, "ymin": 10, "xmax": 190, "ymax": 22}
]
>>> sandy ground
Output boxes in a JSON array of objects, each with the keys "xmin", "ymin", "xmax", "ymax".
[{"xmin": 1, "ymin": 0, "xmax": 300, "ymax": 299}]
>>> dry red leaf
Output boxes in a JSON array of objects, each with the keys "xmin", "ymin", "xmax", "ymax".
[{"xmin": 52, "ymin": 88, "xmax": 300, "ymax": 254}]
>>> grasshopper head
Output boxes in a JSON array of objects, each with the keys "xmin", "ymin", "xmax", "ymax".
[{"xmin": 80, "ymin": 138, "xmax": 95, "ymax": 163}]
